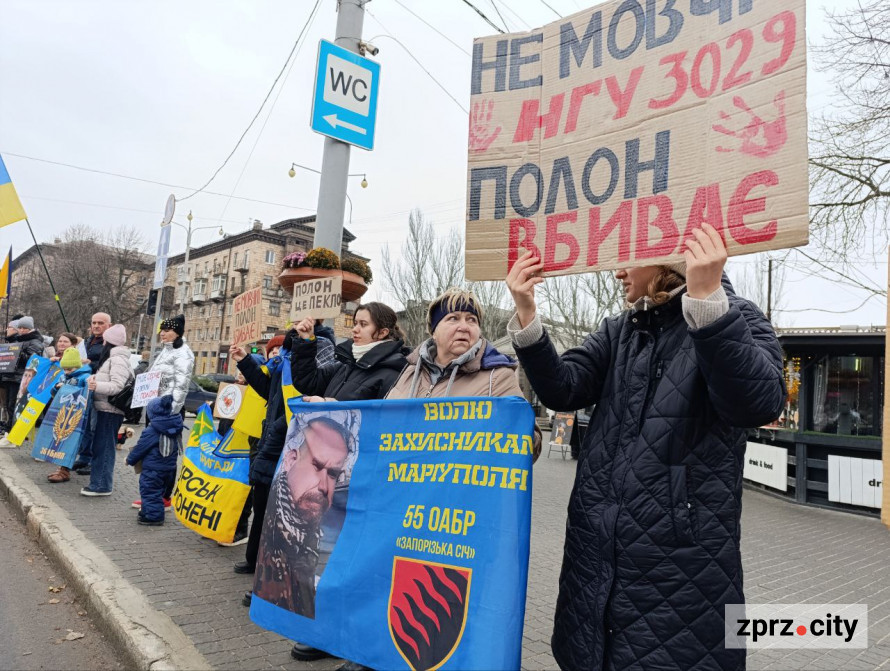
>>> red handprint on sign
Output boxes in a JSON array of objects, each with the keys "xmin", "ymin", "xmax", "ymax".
[
  {"xmin": 713, "ymin": 92, "xmax": 787, "ymax": 158},
  {"xmin": 469, "ymin": 99, "xmax": 502, "ymax": 153}
]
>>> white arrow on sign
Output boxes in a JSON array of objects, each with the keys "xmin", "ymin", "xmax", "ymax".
[{"xmin": 323, "ymin": 114, "xmax": 367, "ymax": 135}]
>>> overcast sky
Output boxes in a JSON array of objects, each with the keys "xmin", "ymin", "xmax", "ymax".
[{"xmin": 0, "ymin": 0, "xmax": 885, "ymax": 329}]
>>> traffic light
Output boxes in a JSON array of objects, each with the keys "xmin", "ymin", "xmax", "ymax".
[
  {"xmin": 138, "ymin": 335, "xmax": 147, "ymax": 350},
  {"xmin": 250, "ymin": 345, "xmax": 260, "ymax": 354},
  {"xmin": 146, "ymin": 289, "xmax": 159, "ymax": 316}
]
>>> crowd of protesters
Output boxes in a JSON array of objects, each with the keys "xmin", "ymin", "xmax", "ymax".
[{"xmin": 0, "ymin": 233, "xmax": 785, "ymax": 670}]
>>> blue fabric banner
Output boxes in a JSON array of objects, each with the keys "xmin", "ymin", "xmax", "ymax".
[
  {"xmin": 31, "ymin": 384, "xmax": 91, "ymax": 467},
  {"xmin": 26, "ymin": 355, "xmax": 63, "ymax": 404},
  {"xmin": 249, "ymin": 396, "xmax": 535, "ymax": 670}
]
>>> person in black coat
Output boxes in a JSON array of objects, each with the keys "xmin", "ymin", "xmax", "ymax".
[
  {"xmin": 506, "ymin": 224, "xmax": 786, "ymax": 671},
  {"xmin": 229, "ymin": 331, "xmax": 334, "ymax": 575},
  {"xmin": 287, "ymin": 302, "xmax": 407, "ymax": 669},
  {"xmin": 292, "ymin": 302, "xmax": 409, "ymax": 403}
]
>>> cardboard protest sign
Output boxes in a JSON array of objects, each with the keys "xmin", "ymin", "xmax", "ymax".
[
  {"xmin": 0, "ymin": 343, "xmax": 21, "ymax": 374},
  {"xmin": 232, "ymin": 286, "xmax": 263, "ymax": 347},
  {"xmin": 214, "ymin": 383, "xmax": 245, "ymax": 420},
  {"xmin": 131, "ymin": 371, "xmax": 162, "ymax": 408},
  {"xmin": 290, "ymin": 276, "xmax": 343, "ymax": 321},
  {"xmin": 32, "ymin": 385, "xmax": 91, "ymax": 467},
  {"xmin": 250, "ymin": 397, "xmax": 535, "ymax": 671},
  {"xmin": 466, "ymin": 0, "xmax": 808, "ymax": 279}
]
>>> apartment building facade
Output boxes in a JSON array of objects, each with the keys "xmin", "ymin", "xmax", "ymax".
[{"xmin": 161, "ymin": 216, "xmax": 364, "ymax": 375}]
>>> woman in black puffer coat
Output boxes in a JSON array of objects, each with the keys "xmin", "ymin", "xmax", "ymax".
[
  {"xmin": 291, "ymin": 302, "xmax": 409, "ymax": 403},
  {"xmin": 286, "ymin": 302, "xmax": 408, "ymax": 668},
  {"xmin": 506, "ymin": 224, "xmax": 785, "ymax": 671}
]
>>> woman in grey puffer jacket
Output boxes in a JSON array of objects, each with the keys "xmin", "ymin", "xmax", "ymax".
[
  {"xmin": 149, "ymin": 315, "xmax": 194, "ymax": 415},
  {"xmin": 83, "ymin": 324, "xmax": 133, "ymax": 497}
]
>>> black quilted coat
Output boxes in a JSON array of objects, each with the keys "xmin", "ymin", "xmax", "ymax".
[{"xmin": 515, "ymin": 278, "xmax": 785, "ymax": 670}]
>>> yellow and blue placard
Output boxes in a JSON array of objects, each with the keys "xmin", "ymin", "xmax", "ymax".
[
  {"xmin": 32, "ymin": 384, "xmax": 91, "ymax": 467},
  {"xmin": 0, "ymin": 155, "xmax": 27, "ymax": 228},
  {"xmin": 7, "ymin": 355, "xmax": 63, "ymax": 445},
  {"xmin": 249, "ymin": 397, "xmax": 535, "ymax": 671},
  {"xmin": 174, "ymin": 409, "xmax": 250, "ymax": 543}
]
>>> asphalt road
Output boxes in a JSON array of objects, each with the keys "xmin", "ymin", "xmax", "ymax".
[{"xmin": 0, "ymin": 491, "xmax": 125, "ymax": 671}]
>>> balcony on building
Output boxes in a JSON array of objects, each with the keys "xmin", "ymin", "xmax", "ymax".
[{"xmin": 210, "ymin": 274, "xmax": 227, "ymax": 302}]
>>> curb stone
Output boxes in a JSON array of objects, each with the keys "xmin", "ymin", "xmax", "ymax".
[{"xmin": 0, "ymin": 450, "xmax": 210, "ymax": 671}]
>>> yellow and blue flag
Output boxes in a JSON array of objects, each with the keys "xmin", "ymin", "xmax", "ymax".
[
  {"xmin": 188, "ymin": 402, "xmax": 216, "ymax": 447},
  {"xmin": 214, "ymin": 428, "xmax": 251, "ymax": 457},
  {"xmin": 0, "ymin": 155, "xmax": 27, "ymax": 228},
  {"xmin": 0, "ymin": 247, "xmax": 11, "ymax": 300},
  {"xmin": 279, "ymin": 351, "xmax": 303, "ymax": 425}
]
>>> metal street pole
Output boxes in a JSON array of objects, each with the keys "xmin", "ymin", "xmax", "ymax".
[
  {"xmin": 313, "ymin": 0, "xmax": 366, "ymax": 254},
  {"xmin": 180, "ymin": 211, "xmax": 194, "ymax": 313}
]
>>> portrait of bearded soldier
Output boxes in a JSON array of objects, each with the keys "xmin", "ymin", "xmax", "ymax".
[{"xmin": 254, "ymin": 415, "xmax": 354, "ymax": 619}]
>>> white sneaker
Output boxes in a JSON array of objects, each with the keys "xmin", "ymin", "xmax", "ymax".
[
  {"xmin": 80, "ymin": 488, "xmax": 112, "ymax": 497},
  {"xmin": 0, "ymin": 436, "xmax": 16, "ymax": 448},
  {"xmin": 217, "ymin": 535, "xmax": 249, "ymax": 547}
]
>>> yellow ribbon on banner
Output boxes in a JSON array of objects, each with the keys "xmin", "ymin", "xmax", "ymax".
[
  {"xmin": 7, "ymin": 398, "xmax": 45, "ymax": 445},
  {"xmin": 232, "ymin": 385, "xmax": 266, "ymax": 438},
  {"xmin": 173, "ymin": 454, "xmax": 250, "ymax": 543}
]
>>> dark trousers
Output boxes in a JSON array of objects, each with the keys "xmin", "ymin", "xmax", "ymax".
[
  {"xmin": 235, "ymin": 487, "xmax": 254, "ymax": 538},
  {"xmin": 245, "ymin": 482, "xmax": 270, "ymax": 568},
  {"xmin": 2, "ymin": 381, "xmax": 19, "ymax": 429},
  {"xmin": 140, "ymin": 469, "xmax": 175, "ymax": 522}
]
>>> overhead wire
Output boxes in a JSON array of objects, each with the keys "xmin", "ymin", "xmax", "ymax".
[
  {"xmin": 177, "ymin": 0, "xmax": 323, "ymax": 202},
  {"xmin": 491, "ymin": 0, "xmax": 532, "ymax": 30},
  {"xmin": 488, "ymin": 0, "xmax": 510, "ymax": 32},
  {"xmin": 392, "ymin": 0, "xmax": 471, "ymax": 56},
  {"xmin": 210, "ymin": 0, "xmax": 322, "ymax": 227},
  {"xmin": 458, "ymin": 0, "xmax": 505, "ymax": 34},
  {"xmin": 538, "ymin": 0, "xmax": 564, "ymax": 18},
  {"xmin": 366, "ymin": 10, "xmax": 468, "ymax": 114},
  {"xmin": 1, "ymin": 151, "xmax": 315, "ymax": 211}
]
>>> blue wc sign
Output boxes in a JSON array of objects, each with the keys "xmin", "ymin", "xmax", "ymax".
[{"xmin": 310, "ymin": 39, "xmax": 381, "ymax": 151}]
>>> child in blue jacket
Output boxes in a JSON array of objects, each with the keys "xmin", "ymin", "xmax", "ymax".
[{"xmin": 126, "ymin": 395, "xmax": 182, "ymax": 526}]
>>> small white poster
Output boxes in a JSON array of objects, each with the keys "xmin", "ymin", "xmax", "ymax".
[
  {"xmin": 744, "ymin": 441, "xmax": 788, "ymax": 492},
  {"xmin": 131, "ymin": 371, "xmax": 162, "ymax": 409}
]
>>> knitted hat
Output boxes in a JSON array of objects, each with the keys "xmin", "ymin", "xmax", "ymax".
[
  {"xmin": 663, "ymin": 260, "xmax": 686, "ymax": 279},
  {"xmin": 427, "ymin": 289, "xmax": 482, "ymax": 334},
  {"xmin": 159, "ymin": 314, "xmax": 185, "ymax": 336},
  {"xmin": 60, "ymin": 348, "xmax": 83, "ymax": 369},
  {"xmin": 17, "ymin": 316, "xmax": 34, "ymax": 330},
  {"xmin": 103, "ymin": 323, "xmax": 127, "ymax": 346},
  {"xmin": 7, "ymin": 319, "xmax": 18, "ymax": 329},
  {"xmin": 147, "ymin": 394, "xmax": 174, "ymax": 420},
  {"xmin": 266, "ymin": 334, "xmax": 285, "ymax": 352}
]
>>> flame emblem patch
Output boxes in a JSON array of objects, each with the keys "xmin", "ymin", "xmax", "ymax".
[{"xmin": 388, "ymin": 557, "xmax": 471, "ymax": 671}]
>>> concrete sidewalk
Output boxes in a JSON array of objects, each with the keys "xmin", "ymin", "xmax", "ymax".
[{"xmin": 2, "ymin": 427, "xmax": 890, "ymax": 670}]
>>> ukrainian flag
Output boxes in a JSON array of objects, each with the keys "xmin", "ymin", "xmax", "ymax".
[
  {"xmin": 0, "ymin": 155, "xmax": 27, "ymax": 228},
  {"xmin": 0, "ymin": 247, "xmax": 10, "ymax": 307},
  {"xmin": 279, "ymin": 351, "xmax": 303, "ymax": 425},
  {"xmin": 214, "ymin": 428, "xmax": 251, "ymax": 457}
]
